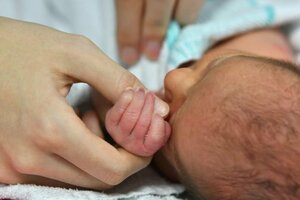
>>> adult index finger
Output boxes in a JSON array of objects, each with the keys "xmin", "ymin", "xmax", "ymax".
[
  {"xmin": 116, "ymin": 0, "xmax": 143, "ymax": 65},
  {"xmin": 175, "ymin": 0, "xmax": 204, "ymax": 25}
]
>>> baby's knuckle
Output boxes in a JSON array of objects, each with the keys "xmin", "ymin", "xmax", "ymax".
[
  {"xmin": 125, "ymin": 111, "xmax": 139, "ymax": 121},
  {"xmin": 119, "ymin": 123, "xmax": 133, "ymax": 134},
  {"xmin": 105, "ymin": 124, "xmax": 114, "ymax": 135},
  {"xmin": 105, "ymin": 119, "xmax": 117, "ymax": 135},
  {"xmin": 138, "ymin": 118, "xmax": 151, "ymax": 130},
  {"xmin": 115, "ymin": 107, "xmax": 127, "ymax": 115}
]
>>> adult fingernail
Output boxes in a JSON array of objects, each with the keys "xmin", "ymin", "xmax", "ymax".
[
  {"xmin": 122, "ymin": 88, "xmax": 134, "ymax": 101},
  {"xmin": 121, "ymin": 47, "xmax": 139, "ymax": 65},
  {"xmin": 154, "ymin": 98, "xmax": 169, "ymax": 118},
  {"xmin": 144, "ymin": 40, "xmax": 160, "ymax": 60}
]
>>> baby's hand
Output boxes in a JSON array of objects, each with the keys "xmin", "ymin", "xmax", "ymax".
[{"xmin": 105, "ymin": 88, "xmax": 171, "ymax": 157}]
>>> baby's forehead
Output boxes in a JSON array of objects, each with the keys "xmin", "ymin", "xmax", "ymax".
[
  {"xmin": 174, "ymin": 55, "xmax": 300, "ymax": 149},
  {"xmin": 192, "ymin": 55, "xmax": 300, "ymax": 95},
  {"xmin": 209, "ymin": 55, "xmax": 299, "ymax": 76}
]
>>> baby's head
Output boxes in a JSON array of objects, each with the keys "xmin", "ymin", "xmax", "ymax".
[{"xmin": 155, "ymin": 51, "xmax": 300, "ymax": 199}]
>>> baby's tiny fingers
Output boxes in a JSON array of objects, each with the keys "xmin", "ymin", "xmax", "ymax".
[
  {"xmin": 130, "ymin": 92, "xmax": 155, "ymax": 147},
  {"xmin": 105, "ymin": 88, "xmax": 134, "ymax": 132},
  {"xmin": 143, "ymin": 114, "xmax": 166, "ymax": 156},
  {"xmin": 118, "ymin": 88, "xmax": 146, "ymax": 135}
]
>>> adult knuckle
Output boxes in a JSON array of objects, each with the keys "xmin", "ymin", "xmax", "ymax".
[
  {"xmin": 32, "ymin": 118, "xmax": 64, "ymax": 151},
  {"xmin": 67, "ymin": 34, "xmax": 92, "ymax": 47},
  {"xmin": 63, "ymin": 34, "xmax": 95, "ymax": 58},
  {"xmin": 144, "ymin": 21, "xmax": 165, "ymax": 38},
  {"xmin": 73, "ymin": 34, "xmax": 94, "ymax": 47},
  {"xmin": 117, "ymin": 29, "xmax": 138, "ymax": 46},
  {"xmin": 116, "ymin": 73, "xmax": 141, "ymax": 95},
  {"xmin": 12, "ymin": 154, "xmax": 38, "ymax": 174},
  {"xmin": 0, "ymin": 172, "xmax": 20, "ymax": 185},
  {"xmin": 106, "ymin": 168, "xmax": 127, "ymax": 185},
  {"xmin": 0, "ymin": 161, "xmax": 20, "ymax": 184}
]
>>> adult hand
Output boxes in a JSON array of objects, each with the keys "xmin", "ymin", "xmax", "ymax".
[
  {"xmin": 0, "ymin": 17, "xmax": 169, "ymax": 189},
  {"xmin": 116, "ymin": 0, "xmax": 204, "ymax": 65}
]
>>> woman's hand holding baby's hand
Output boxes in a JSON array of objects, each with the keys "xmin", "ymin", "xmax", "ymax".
[
  {"xmin": 0, "ymin": 17, "xmax": 169, "ymax": 189},
  {"xmin": 106, "ymin": 88, "xmax": 171, "ymax": 157}
]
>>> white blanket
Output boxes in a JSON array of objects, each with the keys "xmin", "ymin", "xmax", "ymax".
[{"xmin": 0, "ymin": 167, "xmax": 184, "ymax": 200}]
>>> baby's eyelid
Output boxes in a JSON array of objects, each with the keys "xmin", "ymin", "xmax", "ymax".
[{"xmin": 177, "ymin": 60, "xmax": 196, "ymax": 69}]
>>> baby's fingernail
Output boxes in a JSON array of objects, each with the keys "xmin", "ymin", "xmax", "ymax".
[
  {"xmin": 154, "ymin": 98, "xmax": 169, "ymax": 117},
  {"xmin": 136, "ymin": 87, "xmax": 146, "ymax": 99},
  {"xmin": 121, "ymin": 47, "xmax": 139, "ymax": 65},
  {"xmin": 144, "ymin": 40, "xmax": 160, "ymax": 60}
]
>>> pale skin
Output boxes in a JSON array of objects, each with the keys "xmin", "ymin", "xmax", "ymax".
[
  {"xmin": 0, "ymin": 17, "xmax": 170, "ymax": 189},
  {"xmin": 116, "ymin": 0, "xmax": 205, "ymax": 64}
]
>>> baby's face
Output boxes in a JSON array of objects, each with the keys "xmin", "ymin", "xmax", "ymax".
[
  {"xmin": 156, "ymin": 50, "xmax": 245, "ymax": 179},
  {"xmin": 156, "ymin": 49, "xmax": 287, "ymax": 184}
]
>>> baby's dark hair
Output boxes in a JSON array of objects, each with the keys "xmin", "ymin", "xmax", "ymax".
[{"xmin": 183, "ymin": 57, "xmax": 300, "ymax": 200}]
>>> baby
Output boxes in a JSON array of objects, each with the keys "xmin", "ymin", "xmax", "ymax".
[{"xmin": 105, "ymin": 28, "xmax": 300, "ymax": 199}]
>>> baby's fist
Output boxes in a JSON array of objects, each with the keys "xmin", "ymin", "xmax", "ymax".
[{"xmin": 105, "ymin": 88, "xmax": 170, "ymax": 157}]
